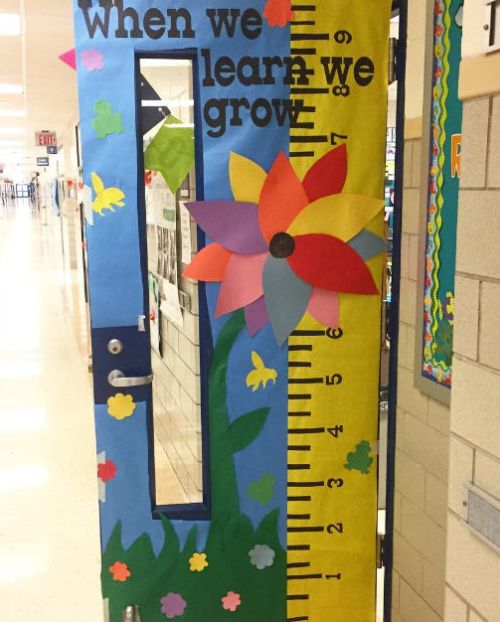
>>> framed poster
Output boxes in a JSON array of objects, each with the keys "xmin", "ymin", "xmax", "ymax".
[{"xmin": 417, "ymin": 0, "xmax": 463, "ymax": 401}]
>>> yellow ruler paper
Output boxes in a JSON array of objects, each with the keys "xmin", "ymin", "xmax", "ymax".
[{"xmin": 287, "ymin": 1, "xmax": 390, "ymax": 620}]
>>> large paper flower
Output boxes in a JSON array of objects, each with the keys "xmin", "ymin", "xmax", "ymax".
[{"xmin": 183, "ymin": 146, "xmax": 386, "ymax": 343}]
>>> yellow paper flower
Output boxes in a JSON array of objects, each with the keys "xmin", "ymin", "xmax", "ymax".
[
  {"xmin": 189, "ymin": 552, "xmax": 208, "ymax": 572},
  {"xmin": 107, "ymin": 393, "xmax": 136, "ymax": 420}
]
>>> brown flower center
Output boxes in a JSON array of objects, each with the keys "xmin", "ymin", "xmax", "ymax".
[{"xmin": 269, "ymin": 232, "xmax": 295, "ymax": 258}]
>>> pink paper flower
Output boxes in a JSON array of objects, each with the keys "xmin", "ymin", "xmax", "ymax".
[
  {"xmin": 161, "ymin": 593, "xmax": 187, "ymax": 619},
  {"xmin": 183, "ymin": 146, "xmax": 386, "ymax": 343},
  {"xmin": 109, "ymin": 561, "xmax": 130, "ymax": 582},
  {"xmin": 221, "ymin": 591, "xmax": 241, "ymax": 612},
  {"xmin": 81, "ymin": 48, "xmax": 104, "ymax": 71}
]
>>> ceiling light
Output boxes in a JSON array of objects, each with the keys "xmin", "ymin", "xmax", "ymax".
[
  {"xmin": 0, "ymin": 109, "xmax": 25, "ymax": 118},
  {"xmin": 0, "ymin": 14, "xmax": 21, "ymax": 36},
  {"xmin": 0, "ymin": 84, "xmax": 23, "ymax": 95},
  {"xmin": 0, "ymin": 140, "xmax": 27, "ymax": 146},
  {"xmin": 0, "ymin": 127, "xmax": 25, "ymax": 134}
]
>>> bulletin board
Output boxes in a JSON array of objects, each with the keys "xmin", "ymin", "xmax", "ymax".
[{"xmin": 419, "ymin": 0, "xmax": 463, "ymax": 396}]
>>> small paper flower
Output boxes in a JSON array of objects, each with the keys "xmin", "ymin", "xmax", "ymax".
[
  {"xmin": 189, "ymin": 552, "xmax": 208, "ymax": 572},
  {"xmin": 249, "ymin": 544, "xmax": 275, "ymax": 570},
  {"xmin": 263, "ymin": 0, "xmax": 294, "ymax": 27},
  {"xmin": 222, "ymin": 591, "xmax": 241, "ymax": 612},
  {"xmin": 97, "ymin": 459, "xmax": 117, "ymax": 482},
  {"xmin": 161, "ymin": 593, "xmax": 187, "ymax": 619},
  {"xmin": 109, "ymin": 561, "xmax": 131, "ymax": 582},
  {"xmin": 81, "ymin": 48, "xmax": 104, "ymax": 71},
  {"xmin": 107, "ymin": 393, "xmax": 136, "ymax": 420}
]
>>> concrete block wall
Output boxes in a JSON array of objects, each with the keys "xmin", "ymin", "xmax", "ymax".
[
  {"xmin": 444, "ymin": 94, "xmax": 500, "ymax": 622},
  {"xmin": 391, "ymin": 137, "xmax": 451, "ymax": 622}
]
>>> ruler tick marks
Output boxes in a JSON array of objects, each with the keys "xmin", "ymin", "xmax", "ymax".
[
  {"xmin": 288, "ymin": 361, "xmax": 312, "ymax": 368},
  {"xmin": 288, "ymin": 526, "xmax": 325, "ymax": 533},
  {"xmin": 290, "ymin": 87, "xmax": 329, "ymax": 95},
  {"xmin": 288, "ymin": 393, "xmax": 312, "ymax": 400},
  {"xmin": 291, "ymin": 20, "xmax": 316, "ymax": 25},
  {"xmin": 288, "ymin": 544, "xmax": 311, "ymax": 551},
  {"xmin": 288, "ymin": 411, "xmax": 312, "ymax": 417},
  {"xmin": 287, "ymin": 595, "xmax": 310, "ymax": 601},
  {"xmin": 287, "ymin": 514, "xmax": 311, "ymax": 520},
  {"xmin": 291, "ymin": 330, "xmax": 326, "ymax": 337},
  {"xmin": 287, "ymin": 495, "xmax": 312, "ymax": 502},
  {"xmin": 291, "ymin": 5, "xmax": 316, "ymax": 11},
  {"xmin": 287, "ymin": 562, "xmax": 311, "ymax": 569},
  {"xmin": 288, "ymin": 480, "xmax": 325, "ymax": 489},
  {"xmin": 289, "ymin": 344, "xmax": 313, "ymax": 352},
  {"xmin": 288, "ymin": 427, "xmax": 325, "ymax": 434},
  {"xmin": 289, "ymin": 377, "xmax": 323, "ymax": 385},
  {"xmin": 291, "ymin": 47, "xmax": 317, "ymax": 55},
  {"xmin": 290, "ymin": 135, "xmax": 328, "ymax": 144},
  {"xmin": 287, "ymin": 617, "xmax": 309, "ymax": 622},
  {"xmin": 288, "ymin": 464, "xmax": 311, "ymax": 471},
  {"xmin": 291, "ymin": 33, "xmax": 329, "ymax": 41},
  {"xmin": 290, "ymin": 151, "xmax": 315, "ymax": 158}
]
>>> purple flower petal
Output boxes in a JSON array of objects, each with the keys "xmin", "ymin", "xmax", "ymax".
[
  {"xmin": 244, "ymin": 297, "xmax": 269, "ymax": 335},
  {"xmin": 185, "ymin": 201, "xmax": 268, "ymax": 254}
]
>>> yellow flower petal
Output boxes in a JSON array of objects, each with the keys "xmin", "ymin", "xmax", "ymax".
[
  {"xmin": 229, "ymin": 152, "xmax": 266, "ymax": 203},
  {"xmin": 287, "ymin": 194, "xmax": 384, "ymax": 242},
  {"xmin": 107, "ymin": 393, "xmax": 136, "ymax": 421},
  {"xmin": 189, "ymin": 552, "xmax": 208, "ymax": 572}
]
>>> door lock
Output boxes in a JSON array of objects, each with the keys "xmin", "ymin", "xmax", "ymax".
[
  {"xmin": 108, "ymin": 369, "xmax": 153, "ymax": 388},
  {"xmin": 107, "ymin": 339, "xmax": 124, "ymax": 355}
]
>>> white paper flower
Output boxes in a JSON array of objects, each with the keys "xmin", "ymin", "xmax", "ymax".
[{"xmin": 249, "ymin": 544, "xmax": 275, "ymax": 570}]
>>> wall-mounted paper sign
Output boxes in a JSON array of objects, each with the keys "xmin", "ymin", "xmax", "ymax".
[
  {"xmin": 35, "ymin": 131, "xmax": 57, "ymax": 147},
  {"xmin": 37, "ymin": 157, "xmax": 49, "ymax": 167},
  {"xmin": 46, "ymin": 145, "xmax": 58, "ymax": 155}
]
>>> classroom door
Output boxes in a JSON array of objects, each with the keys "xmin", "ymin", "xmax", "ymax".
[{"xmin": 74, "ymin": 1, "xmax": 392, "ymax": 620}]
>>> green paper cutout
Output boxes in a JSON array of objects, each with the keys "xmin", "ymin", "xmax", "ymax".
[
  {"xmin": 247, "ymin": 473, "xmax": 276, "ymax": 506},
  {"xmin": 344, "ymin": 441, "xmax": 373, "ymax": 474},
  {"xmin": 228, "ymin": 408, "xmax": 270, "ymax": 454},
  {"xmin": 144, "ymin": 115, "xmax": 194, "ymax": 195},
  {"xmin": 101, "ymin": 312, "xmax": 286, "ymax": 621},
  {"xmin": 92, "ymin": 99, "xmax": 124, "ymax": 139}
]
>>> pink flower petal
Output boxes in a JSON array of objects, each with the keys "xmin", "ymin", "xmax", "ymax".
[
  {"xmin": 216, "ymin": 253, "xmax": 267, "ymax": 318},
  {"xmin": 307, "ymin": 288, "xmax": 340, "ymax": 328}
]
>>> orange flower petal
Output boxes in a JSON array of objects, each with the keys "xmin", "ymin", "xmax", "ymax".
[
  {"xmin": 258, "ymin": 152, "xmax": 309, "ymax": 241},
  {"xmin": 182, "ymin": 243, "xmax": 231, "ymax": 282}
]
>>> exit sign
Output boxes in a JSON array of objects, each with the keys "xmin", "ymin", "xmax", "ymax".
[{"xmin": 35, "ymin": 131, "xmax": 57, "ymax": 147}]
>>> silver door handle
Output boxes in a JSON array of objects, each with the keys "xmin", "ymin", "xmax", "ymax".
[{"xmin": 108, "ymin": 369, "xmax": 154, "ymax": 388}]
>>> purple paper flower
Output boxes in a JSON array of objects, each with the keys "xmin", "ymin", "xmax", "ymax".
[{"xmin": 161, "ymin": 593, "xmax": 187, "ymax": 619}]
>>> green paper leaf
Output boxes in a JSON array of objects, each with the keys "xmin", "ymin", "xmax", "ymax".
[
  {"xmin": 228, "ymin": 408, "xmax": 270, "ymax": 454},
  {"xmin": 144, "ymin": 114, "xmax": 194, "ymax": 194},
  {"xmin": 92, "ymin": 99, "xmax": 124, "ymax": 139},
  {"xmin": 247, "ymin": 472, "xmax": 276, "ymax": 505}
]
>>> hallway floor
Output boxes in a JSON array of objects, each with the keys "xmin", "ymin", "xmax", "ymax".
[{"xmin": 0, "ymin": 203, "xmax": 103, "ymax": 620}]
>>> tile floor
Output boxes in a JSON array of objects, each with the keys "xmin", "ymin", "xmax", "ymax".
[{"xmin": 0, "ymin": 202, "xmax": 103, "ymax": 620}]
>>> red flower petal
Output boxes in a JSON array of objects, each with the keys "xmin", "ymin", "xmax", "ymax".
[
  {"xmin": 259, "ymin": 152, "xmax": 309, "ymax": 241},
  {"xmin": 302, "ymin": 144, "xmax": 347, "ymax": 203},
  {"xmin": 287, "ymin": 234, "xmax": 379, "ymax": 294},
  {"xmin": 182, "ymin": 243, "xmax": 232, "ymax": 282}
]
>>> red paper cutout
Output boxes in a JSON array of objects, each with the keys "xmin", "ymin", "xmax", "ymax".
[
  {"xmin": 182, "ymin": 243, "xmax": 231, "ymax": 281},
  {"xmin": 288, "ymin": 234, "xmax": 379, "ymax": 294},
  {"xmin": 302, "ymin": 144, "xmax": 348, "ymax": 203},
  {"xmin": 258, "ymin": 152, "xmax": 308, "ymax": 241},
  {"xmin": 98, "ymin": 460, "xmax": 117, "ymax": 482},
  {"xmin": 263, "ymin": 0, "xmax": 294, "ymax": 27}
]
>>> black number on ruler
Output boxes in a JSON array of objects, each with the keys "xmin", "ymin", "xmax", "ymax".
[
  {"xmin": 334, "ymin": 30, "xmax": 353, "ymax": 44},
  {"xmin": 326, "ymin": 573, "xmax": 342, "ymax": 581},
  {"xmin": 330, "ymin": 132, "xmax": 348, "ymax": 146},
  {"xmin": 327, "ymin": 523, "xmax": 344, "ymax": 534},
  {"xmin": 327, "ymin": 478, "xmax": 344, "ymax": 488},
  {"xmin": 326, "ymin": 374, "xmax": 343, "ymax": 386},
  {"xmin": 326, "ymin": 327, "xmax": 344, "ymax": 340},
  {"xmin": 327, "ymin": 425, "xmax": 344, "ymax": 438},
  {"xmin": 333, "ymin": 85, "xmax": 350, "ymax": 97}
]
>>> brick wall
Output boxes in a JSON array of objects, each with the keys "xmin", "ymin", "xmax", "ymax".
[
  {"xmin": 391, "ymin": 137, "xmax": 451, "ymax": 622},
  {"xmin": 444, "ymin": 94, "xmax": 500, "ymax": 622}
]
